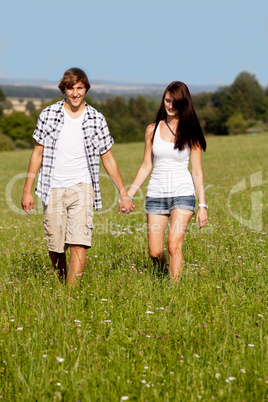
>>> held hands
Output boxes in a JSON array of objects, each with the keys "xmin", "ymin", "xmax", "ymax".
[
  {"xmin": 118, "ymin": 195, "xmax": 135, "ymax": 214},
  {"xmin": 196, "ymin": 206, "xmax": 208, "ymax": 229}
]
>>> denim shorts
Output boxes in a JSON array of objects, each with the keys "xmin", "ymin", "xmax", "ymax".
[{"xmin": 145, "ymin": 195, "xmax": 195, "ymax": 215}]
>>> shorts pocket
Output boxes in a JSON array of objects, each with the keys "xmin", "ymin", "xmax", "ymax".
[
  {"xmin": 84, "ymin": 211, "xmax": 94, "ymax": 236},
  {"xmin": 43, "ymin": 216, "xmax": 51, "ymax": 235}
]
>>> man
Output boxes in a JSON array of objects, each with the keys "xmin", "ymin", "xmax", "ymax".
[{"xmin": 21, "ymin": 67, "xmax": 134, "ymax": 285}]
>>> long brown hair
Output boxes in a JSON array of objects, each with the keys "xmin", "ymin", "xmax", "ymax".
[{"xmin": 153, "ymin": 81, "xmax": 206, "ymax": 151}]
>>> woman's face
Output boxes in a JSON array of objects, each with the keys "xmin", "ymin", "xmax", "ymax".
[{"xmin": 164, "ymin": 91, "xmax": 179, "ymax": 118}]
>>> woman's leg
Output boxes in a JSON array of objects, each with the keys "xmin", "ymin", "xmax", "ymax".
[
  {"xmin": 147, "ymin": 214, "xmax": 169, "ymax": 270},
  {"xmin": 167, "ymin": 209, "xmax": 193, "ymax": 283}
]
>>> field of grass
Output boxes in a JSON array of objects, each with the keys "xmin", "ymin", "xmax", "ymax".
[{"xmin": 0, "ymin": 133, "xmax": 267, "ymax": 401}]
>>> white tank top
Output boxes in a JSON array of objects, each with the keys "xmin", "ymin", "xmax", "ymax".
[
  {"xmin": 146, "ymin": 122, "xmax": 195, "ymax": 197},
  {"xmin": 51, "ymin": 109, "xmax": 92, "ymax": 188}
]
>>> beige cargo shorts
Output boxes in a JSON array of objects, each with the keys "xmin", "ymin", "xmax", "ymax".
[{"xmin": 43, "ymin": 182, "xmax": 94, "ymax": 253}]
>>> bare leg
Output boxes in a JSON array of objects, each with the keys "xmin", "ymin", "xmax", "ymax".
[
  {"xmin": 49, "ymin": 251, "xmax": 67, "ymax": 283},
  {"xmin": 147, "ymin": 214, "xmax": 169, "ymax": 271},
  {"xmin": 167, "ymin": 209, "xmax": 193, "ymax": 283},
  {"xmin": 66, "ymin": 245, "xmax": 86, "ymax": 286}
]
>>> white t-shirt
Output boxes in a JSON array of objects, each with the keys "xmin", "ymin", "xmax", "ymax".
[
  {"xmin": 51, "ymin": 109, "xmax": 92, "ymax": 188},
  {"xmin": 146, "ymin": 123, "xmax": 195, "ymax": 197}
]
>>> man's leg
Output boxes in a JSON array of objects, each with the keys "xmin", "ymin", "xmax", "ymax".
[
  {"xmin": 66, "ymin": 245, "xmax": 86, "ymax": 286},
  {"xmin": 65, "ymin": 183, "xmax": 94, "ymax": 286},
  {"xmin": 49, "ymin": 251, "xmax": 67, "ymax": 283}
]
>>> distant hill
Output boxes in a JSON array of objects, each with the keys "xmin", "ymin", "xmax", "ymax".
[
  {"xmin": 0, "ymin": 78, "xmax": 220, "ymax": 100},
  {"xmin": 1, "ymin": 85, "xmax": 62, "ymax": 99}
]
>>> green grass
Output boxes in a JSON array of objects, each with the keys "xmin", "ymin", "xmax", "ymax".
[{"xmin": 0, "ymin": 133, "xmax": 267, "ymax": 401}]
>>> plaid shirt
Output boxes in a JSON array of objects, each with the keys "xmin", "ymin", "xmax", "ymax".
[{"xmin": 33, "ymin": 99, "xmax": 114, "ymax": 210}]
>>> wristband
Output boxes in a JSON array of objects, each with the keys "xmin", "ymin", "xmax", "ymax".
[
  {"xmin": 128, "ymin": 195, "xmax": 134, "ymax": 201},
  {"xmin": 198, "ymin": 204, "xmax": 208, "ymax": 210}
]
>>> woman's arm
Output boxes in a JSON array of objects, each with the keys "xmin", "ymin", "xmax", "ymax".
[
  {"xmin": 100, "ymin": 149, "xmax": 134, "ymax": 212},
  {"xmin": 190, "ymin": 146, "xmax": 208, "ymax": 229},
  {"xmin": 128, "ymin": 124, "xmax": 154, "ymax": 198}
]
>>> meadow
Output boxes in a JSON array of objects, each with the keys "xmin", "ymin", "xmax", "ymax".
[{"xmin": 0, "ymin": 133, "xmax": 267, "ymax": 401}]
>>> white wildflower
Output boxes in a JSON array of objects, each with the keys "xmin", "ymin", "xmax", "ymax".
[
  {"xmin": 56, "ymin": 382, "xmax": 61, "ymax": 386},
  {"xmin": 17, "ymin": 327, "xmax": 23, "ymax": 331},
  {"xmin": 248, "ymin": 344, "xmax": 255, "ymax": 347},
  {"xmin": 226, "ymin": 377, "xmax": 236, "ymax": 383},
  {"xmin": 121, "ymin": 397, "xmax": 129, "ymax": 401},
  {"xmin": 56, "ymin": 357, "xmax": 64, "ymax": 363},
  {"xmin": 141, "ymin": 379, "xmax": 146, "ymax": 384},
  {"xmin": 145, "ymin": 311, "xmax": 154, "ymax": 314},
  {"xmin": 215, "ymin": 373, "xmax": 221, "ymax": 379},
  {"xmin": 240, "ymin": 369, "xmax": 246, "ymax": 373},
  {"xmin": 194, "ymin": 354, "xmax": 200, "ymax": 358}
]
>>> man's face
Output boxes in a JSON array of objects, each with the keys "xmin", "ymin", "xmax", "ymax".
[{"xmin": 65, "ymin": 81, "xmax": 87, "ymax": 110}]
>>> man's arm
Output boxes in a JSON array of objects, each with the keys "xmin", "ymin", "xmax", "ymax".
[
  {"xmin": 21, "ymin": 142, "xmax": 44, "ymax": 215},
  {"xmin": 100, "ymin": 149, "xmax": 134, "ymax": 213}
]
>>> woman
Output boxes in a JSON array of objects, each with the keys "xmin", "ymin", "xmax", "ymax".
[{"xmin": 128, "ymin": 81, "xmax": 208, "ymax": 283}]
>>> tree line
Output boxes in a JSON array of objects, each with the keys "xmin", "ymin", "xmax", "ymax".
[{"xmin": 0, "ymin": 71, "xmax": 267, "ymax": 151}]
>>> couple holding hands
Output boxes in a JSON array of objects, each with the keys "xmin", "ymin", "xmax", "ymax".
[{"xmin": 21, "ymin": 68, "xmax": 208, "ymax": 285}]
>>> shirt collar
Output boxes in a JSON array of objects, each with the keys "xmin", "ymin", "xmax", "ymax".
[{"xmin": 59, "ymin": 99, "xmax": 94, "ymax": 120}]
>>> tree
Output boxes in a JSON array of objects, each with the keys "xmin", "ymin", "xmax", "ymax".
[
  {"xmin": 0, "ymin": 87, "xmax": 6, "ymax": 118},
  {"xmin": 192, "ymin": 92, "xmax": 213, "ymax": 109},
  {"xmin": 25, "ymin": 100, "xmax": 36, "ymax": 113},
  {"xmin": 128, "ymin": 96, "xmax": 153, "ymax": 127},
  {"xmin": 261, "ymin": 96, "xmax": 268, "ymax": 122},
  {"xmin": 227, "ymin": 72, "xmax": 264, "ymax": 119},
  {"xmin": 3, "ymin": 99, "xmax": 13, "ymax": 111},
  {"xmin": 197, "ymin": 105, "xmax": 224, "ymax": 134}
]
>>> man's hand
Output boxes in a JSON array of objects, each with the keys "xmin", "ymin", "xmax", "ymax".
[
  {"xmin": 118, "ymin": 196, "xmax": 135, "ymax": 214},
  {"xmin": 21, "ymin": 192, "xmax": 34, "ymax": 215}
]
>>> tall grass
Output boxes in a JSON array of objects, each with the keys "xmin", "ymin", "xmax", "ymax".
[{"xmin": 0, "ymin": 133, "xmax": 267, "ymax": 401}]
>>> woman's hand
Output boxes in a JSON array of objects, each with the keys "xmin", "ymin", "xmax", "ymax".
[
  {"xmin": 118, "ymin": 196, "xmax": 135, "ymax": 214},
  {"xmin": 196, "ymin": 207, "xmax": 208, "ymax": 229}
]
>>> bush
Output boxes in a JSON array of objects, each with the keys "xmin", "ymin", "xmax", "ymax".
[
  {"xmin": 0, "ymin": 111, "xmax": 36, "ymax": 146},
  {"xmin": 226, "ymin": 113, "xmax": 247, "ymax": 134},
  {"xmin": 14, "ymin": 139, "xmax": 32, "ymax": 149},
  {"xmin": 0, "ymin": 132, "xmax": 14, "ymax": 151}
]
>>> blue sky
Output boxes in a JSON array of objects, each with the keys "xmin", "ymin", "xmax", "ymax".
[{"xmin": 1, "ymin": 0, "xmax": 267, "ymax": 87}]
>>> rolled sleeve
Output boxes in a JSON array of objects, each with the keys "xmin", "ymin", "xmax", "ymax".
[
  {"xmin": 98, "ymin": 116, "xmax": 114, "ymax": 155},
  {"xmin": 32, "ymin": 113, "xmax": 46, "ymax": 146}
]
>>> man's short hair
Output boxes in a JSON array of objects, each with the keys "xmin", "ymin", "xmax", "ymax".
[{"xmin": 58, "ymin": 68, "xmax": 91, "ymax": 94}]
